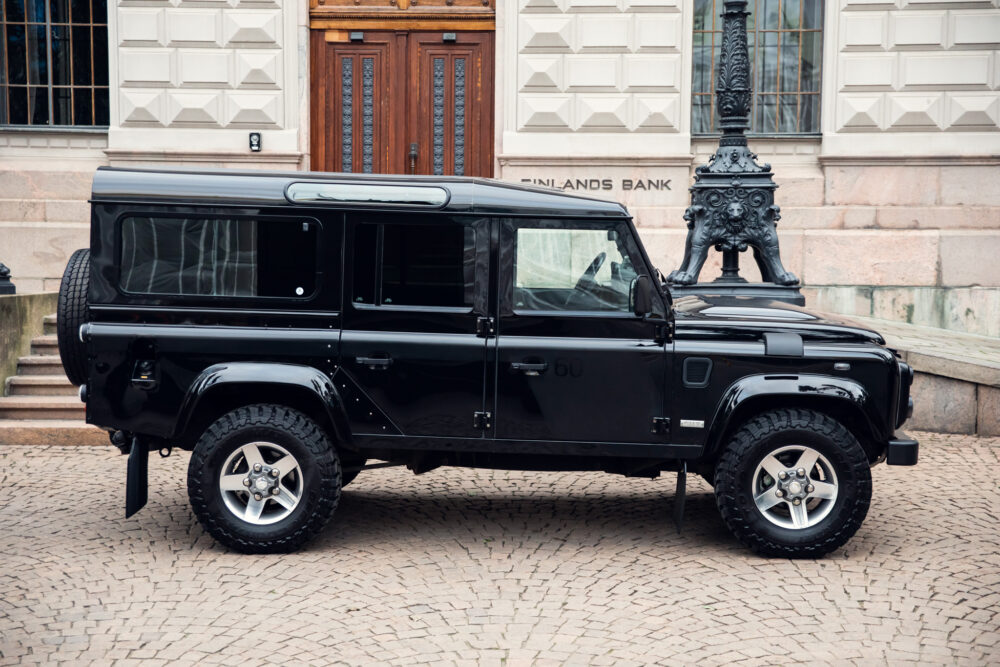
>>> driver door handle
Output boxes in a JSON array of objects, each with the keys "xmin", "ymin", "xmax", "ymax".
[
  {"xmin": 511, "ymin": 362, "xmax": 548, "ymax": 376},
  {"xmin": 357, "ymin": 355, "xmax": 393, "ymax": 369}
]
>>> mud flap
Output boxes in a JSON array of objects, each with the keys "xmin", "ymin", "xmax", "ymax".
[
  {"xmin": 125, "ymin": 437, "xmax": 148, "ymax": 518},
  {"xmin": 672, "ymin": 462, "xmax": 686, "ymax": 534}
]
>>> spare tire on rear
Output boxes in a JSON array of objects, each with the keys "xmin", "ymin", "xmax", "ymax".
[{"xmin": 57, "ymin": 248, "xmax": 91, "ymax": 387}]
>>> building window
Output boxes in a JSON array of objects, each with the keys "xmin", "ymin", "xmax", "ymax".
[
  {"xmin": 693, "ymin": 0, "xmax": 823, "ymax": 135},
  {"xmin": 0, "ymin": 0, "xmax": 109, "ymax": 127}
]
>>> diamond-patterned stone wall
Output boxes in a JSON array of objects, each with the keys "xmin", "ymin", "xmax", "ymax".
[
  {"xmin": 515, "ymin": 0, "xmax": 683, "ymax": 132},
  {"xmin": 834, "ymin": 0, "xmax": 1000, "ymax": 133},
  {"xmin": 116, "ymin": 0, "xmax": 284, "ymax": 128}
]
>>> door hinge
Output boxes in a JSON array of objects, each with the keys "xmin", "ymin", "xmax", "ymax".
[
  {"xmin": 651, "ymin": 417, "xmax": 671, "ymax": 435},
  {"xmin": 473, "ymin": 411, "xmax": 492, "ymax": 430},
  {"xmin": 476, "ymin": 316, "xmax": 495, "ymax": 338}
]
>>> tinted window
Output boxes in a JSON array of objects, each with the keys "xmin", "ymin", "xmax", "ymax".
[
  {"xmin": 512, "ymin": 221, "xmax": 640, "ymax": 312},
  {"xmin": 119, "ymin": 216, "xmax": 319, "ymax": 298},
  {"xmin": 352, "ymin": 222, "xmax": 477, "ymax": 309}
]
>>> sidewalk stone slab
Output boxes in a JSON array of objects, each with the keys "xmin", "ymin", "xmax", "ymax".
[{"xmin": 0, "ymin": 432, "xmax": 997, "ymax": 665}]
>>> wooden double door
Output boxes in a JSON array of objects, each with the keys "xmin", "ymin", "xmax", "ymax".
[{"xmin": 311, "ymin": 31, "xmax": 494, "ymax": 177}]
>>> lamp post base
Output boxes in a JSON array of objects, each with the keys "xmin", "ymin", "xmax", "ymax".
[{"xmin": 668, "ymin": 282, "xmax": 805, "ymax": 306}]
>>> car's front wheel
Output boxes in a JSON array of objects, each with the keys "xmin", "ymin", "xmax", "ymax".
[
  {"xmin": 714, "ymin": 408, "xmax": 871, "ymax": 558},
  {"xmin": 187, "ymin": 404, "xmax": 341, "ymax": 553}
]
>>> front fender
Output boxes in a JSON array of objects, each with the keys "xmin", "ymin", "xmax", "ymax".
[
  {"xmin": 705, "ymin": 373, "xmax": 887, "ymax": 457},
  {"xmin": 174, "ymin": 362, "xmax": 350, "ymax": 444}
]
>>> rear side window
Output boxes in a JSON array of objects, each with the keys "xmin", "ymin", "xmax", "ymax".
[
  {"xmin": 119, "ymin": 216, "xmax": 319, "ymax": 298},
  {"xmin": 352, "ymin": 221, "xmax": 479, "ymax": 309}
]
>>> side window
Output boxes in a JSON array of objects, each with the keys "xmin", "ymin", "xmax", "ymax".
[
  {"xmin": 352, "ymin": 220, "xmax": 479, "ymax": 309},
  {"xmin": 119, "ymin": 216, "xmax": 319, "ymax": 299},
  {"xmin": 512, "ymin": 221, "xmax": 641, "ymax": 313}
]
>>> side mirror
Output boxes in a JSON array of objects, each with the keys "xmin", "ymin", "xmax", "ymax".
[{"xmin": 632, "ymin": 274, "xmax": 653, "ymax": 317}]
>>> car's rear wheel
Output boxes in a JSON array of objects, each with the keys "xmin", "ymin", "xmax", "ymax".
[
  {"xmin": 56, "ymin": 248, "xmax": 90, "ymax": 386},
  {"xmin": 714, "ymin": 408, "xmax": 871, "ymax": 558},
  {"xmin": 187, "ymin": 404, "xmax": 341, "ymax": 553}
]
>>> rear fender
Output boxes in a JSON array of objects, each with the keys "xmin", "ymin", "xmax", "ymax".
[
  {"xmin": 174, "ymin": 362, "xmax": 350, "ymax": 445},
  {"xmin": 705, "ymin": 373, "xmax": 885, "ymax": 459}
]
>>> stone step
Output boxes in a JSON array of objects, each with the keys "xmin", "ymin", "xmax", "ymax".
[
  {"xmin": 43, "ymin": 314, "xmax": 57, "ymax": 335},
  {"xmin": 17, "ymin": 355, "xmax": 65, "ymax": 376},
  {"xmin": 30, "ymin": 334, "xmax": 59, "ymax": 356},
  {"xmin": 5, "ymin": 375, "xmax": 76, "ymax": 397},
  {"xmin": 0, "ymin": 396, "xmax": 85, "ymax": 420},
  {"xmin": 0, "ymin": 420, "xmax": 106, "ymax": 446}
]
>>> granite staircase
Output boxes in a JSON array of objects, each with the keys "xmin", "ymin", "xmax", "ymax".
[{"xmin": 0, "ymin": 314, "xmax": 105, "ymax": 445}]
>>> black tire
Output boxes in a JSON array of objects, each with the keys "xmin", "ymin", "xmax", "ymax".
[
  {"xmin": 187, "ymin": 404, "xmax": 341, "ymax": 554},
  {"xmin": 56, "ymin": 248, "xmax": 90, "ymax": 386},
  {"xmin": 714, "ymin": 408, "xmax": 871, "ymax": 558}
]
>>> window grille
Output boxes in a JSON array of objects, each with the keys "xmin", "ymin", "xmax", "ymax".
[
  {"xmin": 693, "ymin": 0, "xmax": 823, "ymax": 135},
  {"xmin": 0, "ymin": 0, "xmax": 109, "ymax": 126}
]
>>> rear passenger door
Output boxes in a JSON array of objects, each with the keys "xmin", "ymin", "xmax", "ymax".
[{"xmin": 339, "ymin": 214, "xmax": 492, "ymax": 441}]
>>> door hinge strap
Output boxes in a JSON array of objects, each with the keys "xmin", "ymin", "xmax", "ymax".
[
  {"xmin": 476, "ymin": 316, "xmax": 495, "ymax": 338},
  {"xmin": 473, "ymin": 411, "xmax": 492, "ymax": 430}
]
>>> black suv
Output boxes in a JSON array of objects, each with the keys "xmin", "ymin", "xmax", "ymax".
[{"xmin": 57, "ymin": 167, "xmax": 917, "ymax": 557}]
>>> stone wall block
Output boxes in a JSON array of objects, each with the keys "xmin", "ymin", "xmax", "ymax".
[
  {"xmin": 224, "ymin": 92, "xmax": 281, "ymax": 126},
  {"xmin": 165, "ymin": 91, "xmax": 224, "ymax": 126},
  {"xmin": 565, "ymin": 56, "xmax": 619, "ymax": 90},
  {"xmin": 576, "ymin": 15, "xmax": 629, "ymax": 51},
  {"xmin": 223, "ymin": 11, "xmax": 281, "ymax": 47},
  {"xmin": 939, "ymin": 232, "xmax": 1000, "ymax": 286},
  {"xmin": 565, "ymin": 0, "xmax": 620, "ymax": 12},
  {"xmin": 947, "ymin": 94, "xmax": 1000, "ymax": 129},
  {"xmin": 871, "ymin": 286, "xmax": 944, "ymax": 326},
  {"xmin": 518, "ymin": 55, "xmax": 564, "ymax": 90},
  {"xmin": 841, "ymin": 54, "xmax": 896, "ymax": 89},
  {"xmin": 890, "ymin": 11, "xmax": 946, "ymax": 49},
  {"xmin": 977, "ymin": 386, "xmax": 1000, "ymax": 437},
  {"xmin": 120, "ymin": 90, "xmax": 166, "ymax": 125},
  {"xmin": 120, "ymin": 48, "xmax": 175, "ymax": 87},
  {"xmin": 943, "ymin": 288, "xmax": 1000, "ymax": 337},
  {"xmin": 632, "ymin": 95, "xmax": 679, "ymax": 131},
  {"xmin": 0, "ymin": 200, "xmax": 46, "ymax": 223},
  {"xmin": 940, "ymin": 166, "xmax": 1000, "ymax": 206},
  {"xmin": 908, "ymin": 373, "xmax": 977, "ymax": 434},
  {"xmin": 517, "ymin": 95, "xmax": 573, "ymax": 129},
  {"xmin": 575, "ymin": 95, "xmax": 629, "ymax": 129},
  {"xmin": 635, "ymin": 14, "xmax": 681, "ymax": 51},
  {"xmin": 772, "ymin": 175, "xmax": 825, "ymax": 207},
  {"xmin": 803, "ymin": 230, "xmax": 939, "ymax": 285},
  {"xmin": 519, "ymin": 16, "xmax": 573, "ymax": 51},
  {"xmin": 951, "ymin": 12, "xmax": 1000, "ymax": 48},
  {"xmin": 118, "ymin": 7, "xmax": 165, "ymax": 46},
  {"xmin": 836, "ymin": 94, "xmax": 885, "ymax": 130},
  {"xmin": 44, "ymin": 201, "xmax": 90, "ymax": 223},
  {"xmin": 235, "ymin": 51, "xmax": 281, "ymax": 88},
  {"xmin": 842, "ymin": 12, "xmax": 888, "ymax": 50},
  {"xmin": 887, "ymin": 93, "xmax": 944, "ymax": 130},
  {"xmin": 0, "ymin": 224, "xmax": 91, "ymax": 284},
  {"xmin": 825, "ymin": 166, "xmax": 939, "ymax": 206},
  {"xmin": 178, "ymin": 50, "xmax": 233, "ymax": 88},
  {"xmin": 900, "ymin": 54, "xmax": 991, "ymax": 89},
  {"xmin": 166, "ymin": 9, "xmax": 221, "ymax": 47},
  {"xmin": 0, "ymin": 172, "xmax": 94, "ymax": 201},
  {"xmin": 875, "ymin": 205, "xmax": 1000, "ymax": 229}
]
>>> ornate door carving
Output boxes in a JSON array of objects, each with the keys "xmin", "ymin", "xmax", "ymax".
[{"xmin": 311, "ymin": 31, "xmax": 494, "ymax": 177}]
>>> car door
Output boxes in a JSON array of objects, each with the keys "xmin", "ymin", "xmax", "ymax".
[
  {"xmin": 493, "ymin": 218, "xmax": 669, "ymax": 445},
  {"xmin": 340, "ymin": 213, "xmax": 492, "ymax": 441}
]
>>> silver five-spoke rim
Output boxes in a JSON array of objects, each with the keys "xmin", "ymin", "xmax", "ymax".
[
  {"xmin": 752, "ymin": 445, "xmax": 838, "ymax": 530},
  {"xmin": 219, "ymin": 441, "xmax": 303, "ymax": 526}
]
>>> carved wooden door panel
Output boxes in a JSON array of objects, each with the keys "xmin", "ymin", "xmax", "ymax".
[
  {"xmin": 311, "ymin": 31, "xmax": 493, "ymax": 177},
  {"xmin": 408, "ymin": 32, "xmax": 493, "ymax": 177},
  {"xmin": 310, "ymin": 32, "xmax": 401, "ymax": 174}
]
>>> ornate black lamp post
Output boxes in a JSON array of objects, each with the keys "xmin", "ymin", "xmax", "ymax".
[
  {"xmin": 667, "ymin": 0, "xmax": 803, "ymax": 305},
  {"xmin": 0, "ymin": 263, "xmax": 14, "ymax": 295}
]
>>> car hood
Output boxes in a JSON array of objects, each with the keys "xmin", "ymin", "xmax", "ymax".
[{"xmin": 670, "ymin": 294, "xmax": 885, "ymax": 345}]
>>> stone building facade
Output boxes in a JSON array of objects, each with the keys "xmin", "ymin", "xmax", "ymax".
[{"xmin": 1, "ymin": 0, "xmax": 998, "ymax": 334}]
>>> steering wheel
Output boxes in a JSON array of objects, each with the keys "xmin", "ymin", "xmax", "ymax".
[{"xmin": 564, "ymin": 252, "xmax": 607, "ymax": 307}]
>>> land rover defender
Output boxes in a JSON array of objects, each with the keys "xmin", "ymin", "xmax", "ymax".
[{"xmin": 57, "ymin": 167, "xmax": 917, "ymax": 557}]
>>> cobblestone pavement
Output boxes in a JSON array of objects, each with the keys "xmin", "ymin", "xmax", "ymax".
[{"xmin": 2, "ymin": 431, "xmax": 998, "ymax": 666}]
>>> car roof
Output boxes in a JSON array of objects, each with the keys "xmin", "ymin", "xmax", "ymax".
[{"xmin": 91, "ymin": 167, "xmax": 630, "ymax": 218}]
